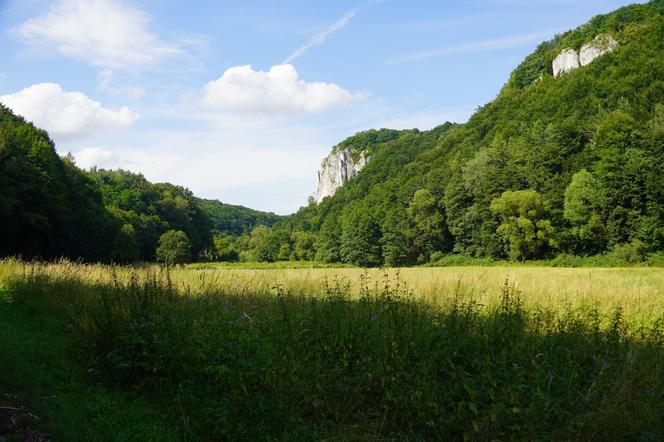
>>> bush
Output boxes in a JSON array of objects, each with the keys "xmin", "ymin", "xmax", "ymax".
[
  {"xmin": 608, "ymin": 240, "xmax": 647, "ymax": 264},
  {"xmin": 155, "ymin": 230, "xmax": 191, "ymax": 265}
]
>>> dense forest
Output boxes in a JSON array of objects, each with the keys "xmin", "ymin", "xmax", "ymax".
[
  {"xmin": 235, "ymin": 0, "xmax": 664, "ymax": 266},
  {"xmin": 0, "ymin": 105, "xmax": 278, "ymax": 264},
  {"xmin": 2, "ymin": 0, "xmax": 664, "ymax": 266}
]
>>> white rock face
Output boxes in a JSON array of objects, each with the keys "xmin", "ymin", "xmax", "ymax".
[
  {"xmin": 314, "ymin": 148, "xmax": 369, "ymax": 203},
  {"xmin": 580, "ymin": 34, "xmax": 618, "ymax": 66},
  {"xmin": 553, "ymin": 49, "xmax": 580, "ymax": 77},
  {"xmin": 553, "ymin": 34, "xmax": 618, "ymax": 77}
]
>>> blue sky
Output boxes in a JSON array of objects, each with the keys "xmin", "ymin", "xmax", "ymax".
[{"xmin": 0, "ymin": 0, "xmax": 644, "ymax": 214}]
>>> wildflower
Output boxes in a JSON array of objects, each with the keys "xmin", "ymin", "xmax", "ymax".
[
  {"xmin": 371, "ymin": 314, "xmax": 378, "ymax": 321},
  {"xmin": 602, "ymin": 359, "xmax": 609, "ymax": 368}
]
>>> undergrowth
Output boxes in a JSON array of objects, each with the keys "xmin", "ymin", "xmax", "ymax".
[{"xmin": 2, "ymin": 260, "xmax": 663, "ymax": 440}]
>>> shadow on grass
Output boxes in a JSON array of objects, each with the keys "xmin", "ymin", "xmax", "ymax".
[{"xmin": 3, "ymin": 261, "xmax": 664, "ymax": 440}]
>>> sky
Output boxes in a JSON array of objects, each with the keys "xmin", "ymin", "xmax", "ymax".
[{"xmin": 0, "ymin": 0, "xmax": 645, "ymax": 214}]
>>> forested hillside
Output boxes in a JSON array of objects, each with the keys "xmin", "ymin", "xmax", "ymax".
[
  {"xmin": 0, "ymin": 104, "xmax": 118, "ymax": 261},
  {"xmin": 2, "ymin": 1, "xmax": 663, "ymax": 266},
  {"xmin": 196, "ymin": 198, "xmax": 282, "ymax": 236},
  {"xmin": 241, "ymin": 0, "xmax": 664, "ymax": 266},
  {"xmin": 0, "ymin": 105, "xmax": 276, "ymax": 263}
]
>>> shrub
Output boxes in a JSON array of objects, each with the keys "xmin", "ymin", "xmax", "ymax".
[{"xmin": 155, "ymin": 230, "xmax": 191, "ymax": 265}]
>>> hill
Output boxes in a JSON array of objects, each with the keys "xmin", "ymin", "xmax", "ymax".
[
  {"xmin": 0, "ymin": 105, "xmax": 278, "ymax": 263},
  {"xmin": 251, "ymin": 0, "xmax": 664, "ymax": 266},
  {"xmin": 196, "ymin": 198, "xmax": 282, "ymax": 236}
]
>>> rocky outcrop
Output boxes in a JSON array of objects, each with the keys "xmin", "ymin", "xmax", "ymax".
[
  {"xmin": 580, "ymin": 34, "xmax": 619, "ymax": 66},
  {"xmin": 553, "ymin": 48, "xmax": 580, "ymax": 77},
  {"xmin": 314, "ymin": 148, "xmax": 369, "ymax": 203},
  {"xmin": 553, "ymin": 34, "xmax": 618, "ymax": 77}
]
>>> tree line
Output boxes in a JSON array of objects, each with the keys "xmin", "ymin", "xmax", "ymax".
[
  {"xmin": 2, "ymin": 0, "xmax": 663, "ymax": 266},
  {"xmin": 220, "ymin": 0, "xmax": 664, "ymax": 266}
]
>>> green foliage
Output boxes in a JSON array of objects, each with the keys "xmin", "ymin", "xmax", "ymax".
[
  {"xmin": 270, "ymin": 0, "xmax": 664, "ymax": 265},
  {"xmin": 408, "ymin": 189, "xmax": 447, "ymax": 262},
  {"xmin": 196, "ymin": 198, "xmax": 282, "ymax": 236},
  {"xmin": 340, "ymin": 206, "xmax": 382, "ymax": 267},
  {"xmin": 491, "ymin": 190, "xmax": 557, "ymax": 261},
  {"xmin": 331, "ymin": 128, "xmax": 402, "ymax": 160},
  {"xmin": 88, "ymin": 169, "xmax": 213, "ymax": 261},
  {"xmin": 381, "ymin": 209, "xmax": 412, "ymax": 267},
  {"xmin": 0, "ymin": 105, "xmax": 117, "ymax": 262},
  {"xmin": 156, "ymin": 230, "xmax": 192, "ymax": 265},
  {"xmin": 315, "ymin": 215, "xmax": 342, "ymax": 263},
  {"xmin": 212, "ymin": 234, "xmax": 239, "ymax": 262},
  {"xmin": 4, "ymin": 0, "xmax": 664, "ymax": 267},
  {"xmin": 564, "ymin": 170, "xmax": 607, "ymax": 253},
  {"xmin": 4, "ymin": 262, "xmax": 663, "ymax": 440},
  {"xmin": 291, "ymin": 231, "xmax": 316, "ymax": 261},
  {"xmin": 0, "ymin": 279, "xmax": 178, "ymax": 441},
  {"xmin": 608, "ymin": 239, "xmax": 647, "ymax": 264}
]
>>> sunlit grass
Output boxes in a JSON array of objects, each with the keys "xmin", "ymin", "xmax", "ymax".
[{"xmin": 1, "ymin": 258, "xmax": 663, "ymax": 439}]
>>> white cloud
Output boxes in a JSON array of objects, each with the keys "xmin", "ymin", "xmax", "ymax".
[
  {"xmin": 12, "ymin": 0, "xmax": 181, "ymax": 70},
  {"xmin": 72, "ymin": 147, "xmax": 115, "ymax": 169},
  {"xmin": 202, "ymin": 64, "xmax": 362, "ymax": 116},
  {"xmin": 0, "ymin": 83, "xmax": 138, "ymax": 140},
  {"xmin": 391, "ymin": 31, "xmax": 557, "ymax": 64}
]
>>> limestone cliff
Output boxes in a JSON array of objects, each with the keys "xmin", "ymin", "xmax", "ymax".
[
  {"xmin": 580, "ymin": 34, "xmax": 619, "ymax": 66},
  {"xmin": 314, "ymin": 148, "xmax": 369, "ymax": 203},
  {"xmin": 553, "ymin": 34, "xmax": 618, "ymax": 77},
  {"xmin": 552, "ymin": 48, "xmax": 580, "ymax": 76}
]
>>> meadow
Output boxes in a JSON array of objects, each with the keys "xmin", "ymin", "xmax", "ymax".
[{"xmin": 1, "ymin": 259, "xmax": 663, "ymax": 440}]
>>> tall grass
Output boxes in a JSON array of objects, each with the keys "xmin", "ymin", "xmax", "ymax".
[{"xmin": 1, "ymin": 259, "xmax": 663, "ymax": 440}]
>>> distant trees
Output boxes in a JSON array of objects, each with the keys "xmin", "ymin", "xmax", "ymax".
[
  {"xmin": 156, "ymin": 230, "xmax": 191, "ymax": 265},
  {"xmin": 88, "ymin": 169, "xmax": 213, "ymax": 262},
  {"xmin": 408, "ymin": 189, "xmax": 446, "ymax": 262},
  {"xmin": 4, "ymin": 1, "xmax": 664, "ymax": 266},
  {"xmin": 381, "ymin": 209, "xmax": 412, "ymax": 267},
  {"xmin": 0, "ymin": 106, "xmax": 117, "ymax": 262},
  {"xmin": 490, "ymin": 190, "xmax": 557, "ymax": 261},
  {"xmin": 315, "ymin": 216, "xmax": 342, "ymax": 263},
  {"xmin": 564, "ymin": 170, "xmax": 607, "ymax": 254},
  {"xmin": 340, "ymin": 207, "xmax": 382, "ymax": 267}
]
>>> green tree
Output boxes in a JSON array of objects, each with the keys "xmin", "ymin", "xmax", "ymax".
[
  {"xmin": 340, "ymin": 208, "xmax": 382, "ymax": 267},
  {"xmin": 292, "ymin": 231, "xmax": 316, "ymax": 261},
  {"xmin": 408, "ymin": 189, "xmax": 446, "ymax": 262},
  {"xmin": 490, "ymin": 190, "xmax": 557, "ymax": 261},
  {"xmin": 564, "ymin": 170, "xmax": 607, "ymax": 253},
  {"xmin": 156, "ymin": 230, "xmax": 191, "ymax": 265},
  {"xmin": 213, "ymin": 234, "xmax": 239, "ymax": 262},
  {"xmin": 381, "ymin": 209, "xmax": 412, "ymax": 266},
  {"xmin": 315, "ymin": 215, "xmax": 342, "ymax": 263}
]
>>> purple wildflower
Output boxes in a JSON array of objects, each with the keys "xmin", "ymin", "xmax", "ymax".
[{"xmin": 371, "ymin": 314, "xmax": 378, "ymax": 321}]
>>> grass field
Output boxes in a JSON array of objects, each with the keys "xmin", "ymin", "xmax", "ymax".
[
  {"xmin": 184, "ymin": 264, "xmax": 664, "ymax": 322},
  {"xmin": 1, "ymin": 259, "xmax": 663, "ymax": 440}
]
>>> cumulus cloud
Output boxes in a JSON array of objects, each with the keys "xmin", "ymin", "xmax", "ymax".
[
  {"xmin": 0, "ymin": 83, "xmax": 138, "ymax": 140},
  {"xmin": 72, "ymin": 147, "xmax": 116, "ymax": 169},
  {"xmin": 202, "ymin": 64, "xmax": 361, "ymax": 116},
  {"xmin": 12, "ymin": 0, "xmax": 181, "ymax": 70}
]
